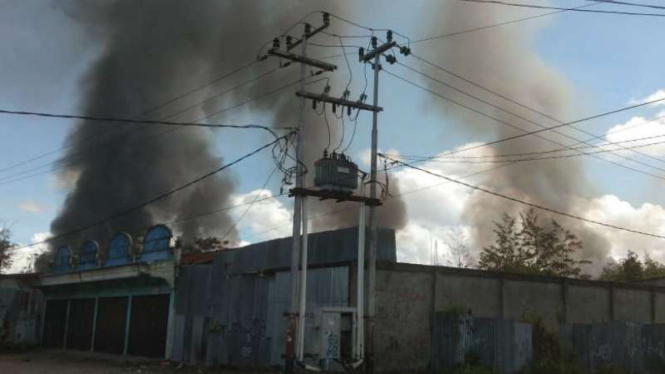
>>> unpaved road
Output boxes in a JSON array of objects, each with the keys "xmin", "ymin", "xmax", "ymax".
[{"xmin": 0, "ymin": 350, "xmax": 274, "ymax": 374}]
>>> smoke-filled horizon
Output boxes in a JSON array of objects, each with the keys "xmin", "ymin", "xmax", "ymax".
[
  {"xmin": 414, "ymin": 2, "xmax": 611, "ymax": 271},
  {"xmin": 47, "ymin": 1, "xmax": 408, "ymax": 255},
  {"xmin": 43, "ymin": 1, "xmax": 614, "ymax": 273}
]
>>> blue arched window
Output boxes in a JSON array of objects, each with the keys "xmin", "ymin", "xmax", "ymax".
[
  {"xmin": 139, "ymin": 224, "xmax": 172, "ymax": 262},
  {"xmin": 105, "ymin": 232, "xmax": 133, "ymax": 267},
  {"xmin": 77, "ymin": 240, "xmax": 99, "ymax": 271},
  {"xmin": 53, "ymin": 245, "xmax": 72, "ymax": 273}
]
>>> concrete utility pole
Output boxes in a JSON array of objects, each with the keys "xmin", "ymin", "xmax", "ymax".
[
  {"xmin": 267, "ymin": 14, "xmax": 334, "ymax": 373},
  {"xmin": 359, "ymin": 32, "xmax": 408, "ymax": 374}
]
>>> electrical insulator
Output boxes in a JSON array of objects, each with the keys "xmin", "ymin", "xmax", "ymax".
[
  {"xmin": 332, "ymin": 103, "xmax": 337, "ymax": 113},
  {"xmin": 400, "ymin": 46, "xmax": 411, "ymax": 56},
  {"xmin": 343, "ymin": 89, "xmax": 350, "ymax": 99},
  {"xmin": 324, "ymin": 85, "xmax": 331, "ymax": 94},
  {"xmin": 347, "ymin": 106, "xmax": 352, "ymax": 116},
  {"xmin": 272, "ymin": 38, "xmax": 280, "ymax": 49},
  {"xmin": 322, "ymin": 12, "xmax": 330, "ymax": 25},
  {"xmin": 312, "ymin": 100, "xmax": 317, "ymax": 110},
  {"xmin": 386, "ymin": 55, "xmax": 397, "ymax": 65},
  {"xmin": 371, "ymin": 36, "xmax": 378, "ymax": 48},
  {"xmin": 360, "ymin": 93, "xmax": 368, "ymax": 102},
  {"xmin": 387, "ymin": 30, "xmax": 393, "ymax": 42},
  {"xmin": 304, "ymin": 23, "xmax": 311, "ymax": 35},
  {"xmin": 286, "ymin": 36, "xmax": 293, "ymax": 48},
  {"xmin": 359, "ymin": 47, "xmax": 365, "ymax": 61}
]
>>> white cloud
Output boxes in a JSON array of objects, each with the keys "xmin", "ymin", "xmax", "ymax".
[
  {"xmin": 230, "ymin": 189, "xmax": 292, "ymax": 243},
  {"xmin": 571, "ymin": 195, "xmax": 665, "ymax": 262},
  {"xmin": 17, "ymin": 200, "xmax": 46, "ymax": 214},
  {"xmin": 389, "ymin": 142, "xmax": 495, "ymax": 264},
  {"xmin": 5, "ymin": 232, "xmax": 51, "ymax": 274},
  {"xmin": 630, "ymin": 89, "xmax": 665, "ymax": 107},
  {"xmin": 383, "ymin": 141, "xmax": 665, "ymax": 268},
  {"xmin": 604, "ymin": 115, "xmax": 665, "ymax": 157},
  {"xmin": 357, "ymin": 148, "xmax": 400, "ymax": 168}
]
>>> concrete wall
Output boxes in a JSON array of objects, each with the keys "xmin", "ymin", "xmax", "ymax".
[
  {"xmin": 375, "ymin": 262, "xmax": 665, "ymax": 372},
  {"xmin": 375, "ymin": 268, "xmax": 433, "ymax": 372}
]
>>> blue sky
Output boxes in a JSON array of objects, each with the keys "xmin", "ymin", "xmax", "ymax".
[{"xmin": 3, "ymin": 0, "xmax": 665, "ymax": 272}]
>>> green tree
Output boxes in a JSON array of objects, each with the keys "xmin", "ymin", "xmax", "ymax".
[
  {"xmin": 479, "ymin": 209, "xmax": 588, "ymax": 277},
  {"xmin": 0, "ymin": 227, "xmax": 14, "ymax": 272},
  {"xmin": 178, "ymin": 236, "xmax": 228, "ymax": 253},
  {"xmin": 600, "ymin": 251, "xmax": 665, "ymax": 282}
]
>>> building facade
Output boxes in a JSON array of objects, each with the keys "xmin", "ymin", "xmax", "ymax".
[{"xmin": 4, "ymin": 225, "xmax": 665, "ymax": 372}]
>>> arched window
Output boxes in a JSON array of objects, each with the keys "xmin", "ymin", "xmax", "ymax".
[
  {"xmin": 105, "ymin": 232, "xmax": 132, "ymax": 267},
  {"xmin": 53, "ymin": 245, "xmax": 72, "ymax": 273},
  {"xmin": 77, "ymin": 240, "xmax": 99, "ymax": 270},
  {"xmin": 139, "ymin": 225, "xmax": 172, "ymax": 262}
]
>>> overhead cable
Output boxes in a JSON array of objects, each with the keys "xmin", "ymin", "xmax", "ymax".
[
  {"xmin": 382, "ymin": 155, "xmax": 665, "ymax": 240},
  {"xmin": 459, "ymin": 0, "xmax": 665, "ymax": 17},
  {"xmin": 8, "ymin": 133, "xmax": 294, "ymax": 252}
]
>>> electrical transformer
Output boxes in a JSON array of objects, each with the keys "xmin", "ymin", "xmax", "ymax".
[{"xmin": 314, "ymin": 152, "xmax": 359, "ymax": 191}]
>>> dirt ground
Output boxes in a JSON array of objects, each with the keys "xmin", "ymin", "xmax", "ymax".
[{"xmin": 0, "ymin": 350, "xmax": 276, "ymax": 374}]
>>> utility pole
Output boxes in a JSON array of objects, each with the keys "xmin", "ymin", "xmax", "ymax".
[
  {"xmin": 359, "ymin": 32, "xmax": 409, "ymax": 374},
  {"xmin": 267, "ymin": 13, "xmax": 334, "ymax": 373}
]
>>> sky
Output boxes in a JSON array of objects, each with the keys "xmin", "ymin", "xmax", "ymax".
[{"xmin": 2, "ymin": 0, "xmax": 665, "ymax": 273}]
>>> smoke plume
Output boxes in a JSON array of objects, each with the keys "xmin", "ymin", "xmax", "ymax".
[
  {"xmin": 419, "ymin": 2, "xmax": 609, "ymax": 269},
  {"xmin": 50, "ymin": 1, "xmax": 408, "ymax": 254}
]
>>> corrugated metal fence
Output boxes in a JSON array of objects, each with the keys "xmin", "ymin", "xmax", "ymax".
[
  {"xmin": 431, "ymin": 315, "xmax": 532, "ymax": 374},
  {"xmin": 560, "ymin": 322, "xmax": 665, "ymax": 373},
  {"xmin": 0, "ymin": 288, "xmax": 43, "ymax": 347},
  {"xmin": 172, "ymin": 264, "xmax": 349, "ymax": 367}
]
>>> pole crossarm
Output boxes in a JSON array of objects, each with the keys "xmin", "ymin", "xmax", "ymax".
[
  {"xmin": 289, "ymin": 187, "xmax": 382, "ymax": 206},
  {"xmin": 268, "ymin": 49, "xmax": 337, "ymax": 71},
  {"xmin": 287, "ymin": 22, "xmax": 330, "ymax": 51},
  {"xmin": 361, "ymin": 41, "xmax": 397, "ymax": 63},
  {"xmin": 296, "ymin": 91, "xmax": 383, "ymax": 112}
]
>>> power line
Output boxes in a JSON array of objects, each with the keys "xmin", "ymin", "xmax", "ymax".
[
  {"xmin": 8, "ymin": 133, "xmax": 294, "ymax": 252},
  {"xmin": 6, "ymin": 190, "xmax": 293, "ymax": 256},
  {"xmin": 0, "ymin": 66, "xmax": 292, "ymax": 183},
  {"xmin": 398, "ymin": 138, "xmax": 665, "ymax": 164},
  {"xmin": 0, "ymin": 59, "xmax": 260, "ymax": 175},
  {"xmin": 384, "ymin": 70, "xmax": 665, "ymax": 179},
  {"xmin": 412, "ymin": 3, "xmax": 596, "ymax": 43},
  {"xmin": 310, "ymin": 16, "xmax": 663, "ymax": 176},
  {"xmin": 460, "ymin": 0, "xmax": 665, "ymax": 17},
  {"xmin": 411, "ymin": 53, "xmax": 665, "ymax": 162},
  {"xmin": 395, "ymin": 60, "xmax": 665, "ymax": 174},
  {"xmin": 383, "ymin": 155, "xmax": 665, "ymax": 240},
  {"xmin": 220, "ymin": 158, "xmax": 282, "ymax": 242},
  {"xmin": 395, "ymin": 128, "xmax": 665, "ymax": 160},
  {"xmin": 586, "ymin": 0, "xmax": 665, "ymax": 11},
  {"xmin": 407, "ymin": 52, "xmax": 665, "ymax": 167},
  {"xmin": 0, "ymin": 109, "xmax": 289, "ymax": 132},
  {"xmin": 9, "ymin": 12, "xmax": 336, "ymax": 181},
  {"xmin": 0, "ymin": 76, "xmax": 316, "ymax": 187}
]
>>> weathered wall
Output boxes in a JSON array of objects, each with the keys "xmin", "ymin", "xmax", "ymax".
[
  {"xmin": 566, "ymin": 283, "xmax": 611, "ymax": 324},
  {"xmin": 0, "ymin": 288, "xmax": 44, "ymax": 347},
  {"xmin": 374, "ymin": 263, "xmax": 665, "ymax": 372},
  {"xmin": 375, "ymin": 268, "xmax": 433, "ymax": 372}
]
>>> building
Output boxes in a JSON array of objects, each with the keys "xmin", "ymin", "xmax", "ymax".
[{"xmin": 4, "ymin": 224, "xmax": 665, "ymax": 372}]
